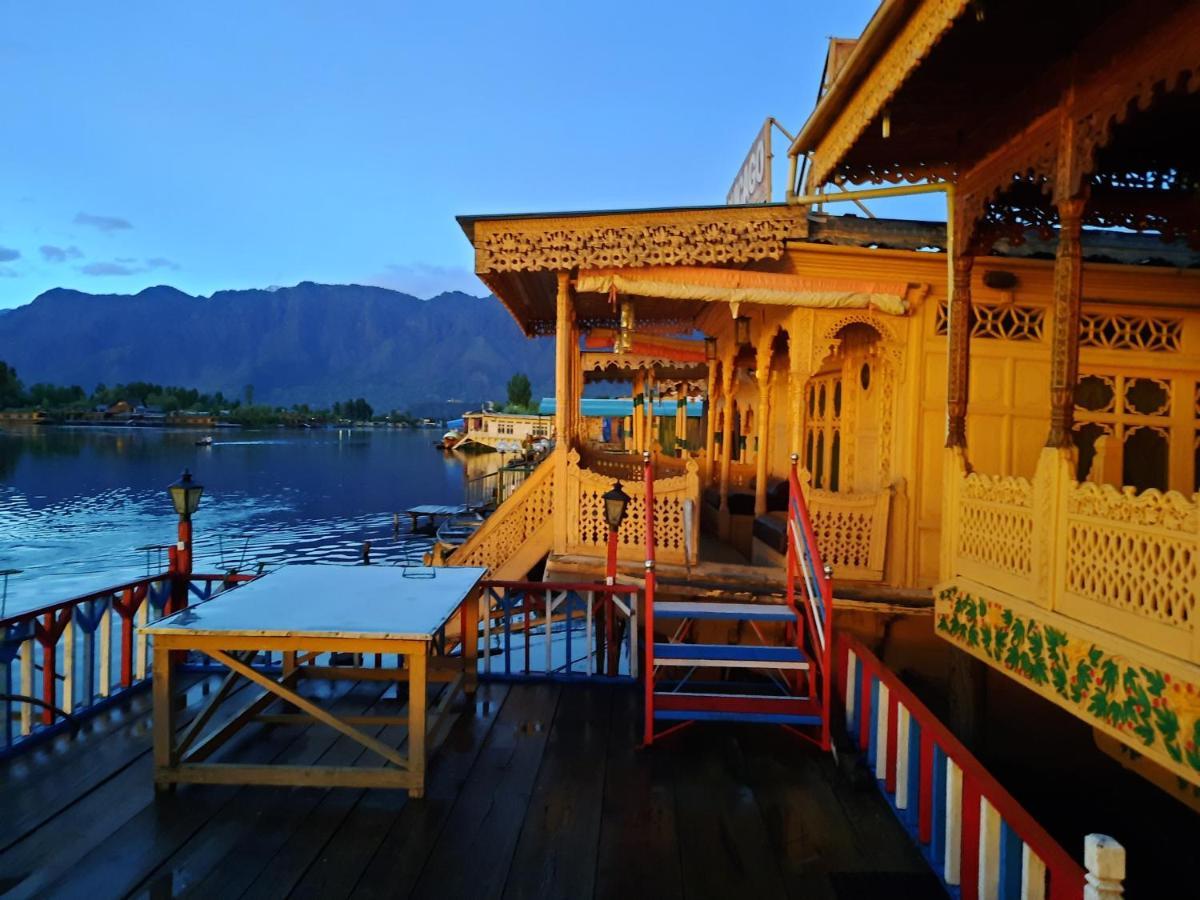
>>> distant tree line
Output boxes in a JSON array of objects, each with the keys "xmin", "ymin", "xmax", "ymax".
[{"xmin": 0, "ymin": 360, "xmax": 426, "ymax": 427}]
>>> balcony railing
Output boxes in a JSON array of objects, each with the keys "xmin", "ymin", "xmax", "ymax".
[
  {"xmin": 0, "ymin": 572, "xmax": 257, "ymax": 759},
  {"xmin": 946, "ymin": 456, "xmax": 1198, "ymax": 665}
]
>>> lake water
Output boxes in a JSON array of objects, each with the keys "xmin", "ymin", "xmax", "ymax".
[{"xmin": 0, "ymin": 425, "xmax": 488, "ymax": 617}]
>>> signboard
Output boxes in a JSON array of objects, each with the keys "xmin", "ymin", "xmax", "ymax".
[{"xmin": 726, "ymin": 118, "xmax": 772, "ymax": 205}]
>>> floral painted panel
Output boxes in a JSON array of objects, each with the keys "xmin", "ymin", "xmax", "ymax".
[{"xmin": 936, "ymin": 584, "xmax": 1200, "ymax": 787}]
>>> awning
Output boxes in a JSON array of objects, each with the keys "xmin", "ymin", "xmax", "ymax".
[
  {"xmin": 575, "ymin": 265, "xmax": 909, "ymax": 315},
  {"xmin": 539, "ymin": 397, "xmax": 705, "ymax": 418}
]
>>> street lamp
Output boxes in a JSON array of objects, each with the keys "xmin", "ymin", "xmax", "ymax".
[
  {"xmin": 169, "ymin": 469, "xmax": 204, "ymax": 520},
  {"xmin": 602, "ymin": 480, "xmax": 631, "ymax": 585},
  {"xmin": 167, "ymin": 469, "xmax": 203, "ymax": 613},
  {"xmin": 734, "ymin": 315, "xmax": 751, "ymax": 347}
]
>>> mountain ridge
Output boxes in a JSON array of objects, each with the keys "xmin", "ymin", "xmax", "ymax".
[{"xmin": 0, "ymin": 282, "xmax": 553, "ymax": 418}]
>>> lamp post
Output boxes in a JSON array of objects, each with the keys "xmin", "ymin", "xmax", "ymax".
[
  {"xmin": 601, "ymin": 480, "xmax": 630, "ymax": 676},
  {"xmin": 167, "ymin": 469, "xmax": 203, "ymax": 613}
]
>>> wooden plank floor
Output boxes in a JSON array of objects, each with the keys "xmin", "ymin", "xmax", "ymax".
[{"xmin": 0, "ymin": 679, "xmax": 942, "ymax": 900}]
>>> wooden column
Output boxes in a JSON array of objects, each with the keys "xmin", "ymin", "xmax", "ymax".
[
  {"xmin": 1047, "ymin": 197, "xmax": 1085, "ymax": 448},
  {"xmin": 675, "ymin": 382, "xmax": 687, "ymax": 457},
  {"xmin": 645, "ymin": 369, "xmax": 657, "ymax": 454},
  {"xmin": 945, "ymin": 251, "xmax": 974, "ymax": 448},
  {"xmin": 753, "ymin": 341, "xmax": 773, "ymax": 516},
  {"xmin": 632, "ymin": 369, "xmax": 644, "ymax": 453},
  {"xmin": 703, "ymin": 362, "xmax": 719, "ymax": 483},
  {"xmin": 554, "ymin": 271, "xmax": 573, "ymax": 448},
  {"xmin": 553, "ymin": 271, "xmax": 573, "ymax": 555},
  {"xmin": 718, "ymin": 359, "xmax": 735, "ymax": 514}
]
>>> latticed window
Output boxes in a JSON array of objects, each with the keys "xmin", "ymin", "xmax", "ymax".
[
  {"xmin": 1073, "ymin": 372, "xmax": 1172, "ymax": 492},
  {"xmin": 804, "ymin": 374, "xmax": 841, "ymax": 491}
]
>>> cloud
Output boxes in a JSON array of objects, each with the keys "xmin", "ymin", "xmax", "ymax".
[
  {"xmin": 78, "ymin": 256, "xmax": 182, "ymax": 277},
  {"xmin": 74, "ymin": 212, "xmax": 132, "ymax": 231},
  {"xmin": 367, "ymin": 262, "xmax": 484, "ymax": 299},
  {"xmin": 0, "ymin": 246, "xmax": 20, "ymax": 262},
  {"xmin": 80, "ymin": 261, "xmax": 138, "ymax": 276},
  {"xmin": 40, "ymin": 244, "xmax": 83, "ymax": 262},
  {"xmin": 0, "ymin": 266, "xmax": 18, "ymax": 278}
]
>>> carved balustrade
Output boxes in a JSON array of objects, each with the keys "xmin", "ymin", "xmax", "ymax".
[
  {"xmin": 809, "ymin": 488, "xmax": 893, "ymax": 583},
  {"xmin": 565, "ymin": 450, "xmax": 700, "ymax": 565},
  {"xmin": 947, "ymin": 460, "xmax": 1199, "ymax": 664}
]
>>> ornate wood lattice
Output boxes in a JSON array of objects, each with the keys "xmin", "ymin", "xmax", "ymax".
[
  {"xmin": 807, "ymin": 488, "xmax": 892, "ymax": 582},
  {"xmin": 1061, "ymin": 482, "xmax": 1198, "ymax": 653},
  {"xmin": 955, "ymin": 472, "xmax": 1036, "ymax": 597},
  {"xmin": 565, "ymin": 451, "xmax": 699, "ymax": 565},
  {"xmin": 934, "ymin": 301, "xmax": 1045, "ymax": 341},
  {"xmin": 1078, "ymin": 312, "xmax": 1182, "ymax": 352},
  {"xmin": 473, "ymin": 207, "xmax": 806, "ymax": 274}
]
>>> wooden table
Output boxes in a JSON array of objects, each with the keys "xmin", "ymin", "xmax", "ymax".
[{"xmin": 141, "ymin": 564, "xmax": 484, "ymax": 798}]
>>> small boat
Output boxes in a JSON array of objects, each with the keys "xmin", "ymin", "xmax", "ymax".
[
  {"xmin": 436, "ymin": 430, "xmax": 462, "ymax": 450},
  {"xmin": 434, "ymin": 512, "xmax": 484, "ymax": 547},
  {"xmin": 195, "ymin": 435, "xmax": 214, "ymax": 446}
]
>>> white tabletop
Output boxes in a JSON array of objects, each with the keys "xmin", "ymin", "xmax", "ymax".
[{"xmin": 141, "ymin": 564, "xmax": 486, "ymax": 641}]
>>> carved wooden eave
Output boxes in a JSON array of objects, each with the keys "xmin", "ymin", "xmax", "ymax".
[
  {"xmin": 794, "ymin": 0, "xmax": 972, "ymax": 188},
  {"xmin": 457, "ymin": 204, "xmax": 809, "ymax": 336},
  {"xmin": 580, "ymin": 351, "xmax": 708, "ymax": 384}
]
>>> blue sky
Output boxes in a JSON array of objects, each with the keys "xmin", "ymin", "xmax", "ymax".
[{"xmin": 0, "ymin": 1, "xmax": 944, "ymax": 309}]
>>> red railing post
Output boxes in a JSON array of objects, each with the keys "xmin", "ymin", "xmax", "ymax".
[
  {"xmin": 643, "ymin": 450, "xmax": 657, "ymax": 746},
  {"xmin": 960, "ymin": 778, "xmax": 982, "ymax": 900},
  {"xmin": 885, "ymin": 690, "xmax": 899, "ymax": 793},
  {"xmin": 918, "ymin": 728, "xmax": 934, "ymax": 844}
]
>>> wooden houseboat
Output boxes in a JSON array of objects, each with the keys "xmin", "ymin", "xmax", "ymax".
[{"xmin": 1, "ymin": 2, "xmax": 1194, "ymax": 896}]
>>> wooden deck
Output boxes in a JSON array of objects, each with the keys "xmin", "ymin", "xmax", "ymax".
[{"xmin": 0, "ymin": 676, "xmax": 940, "ymax": 899}]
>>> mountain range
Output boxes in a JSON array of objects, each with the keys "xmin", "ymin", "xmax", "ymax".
[{"xmin": 0, "ymin": 283, "xmax": 553, "ymax": 418}]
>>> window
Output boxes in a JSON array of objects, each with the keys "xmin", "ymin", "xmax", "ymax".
[
  {"xmin": 1073, "ymin": 372, "xmax": 1172, "ymax": 492},
  {"xmin": 804, "ymin": 373, "xmax": 841, "ymax": 491}
]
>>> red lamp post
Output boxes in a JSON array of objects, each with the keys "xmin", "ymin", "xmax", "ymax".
[
  {"xmin": 167, "ymin": 469, "xmax": 204, "ymax": 614},
  {"xmin": 600, "ymin": 480, "xmax": 630, "ymax": 676},
  {"xmin": 601, "ymin": 480, "xmax": 631, "ymax": 585}
]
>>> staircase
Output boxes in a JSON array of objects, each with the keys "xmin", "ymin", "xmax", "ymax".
[{"xmin": 644, "ymin": 454, "xmax": 834, "ymax": 749}]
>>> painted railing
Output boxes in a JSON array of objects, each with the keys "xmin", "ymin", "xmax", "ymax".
[
  {"xmin": 444, "ymin": 450, "xmax": 556, "ymax": 571},
  {"xmin": 565, "ymin": 448, "xmax": 700, "ymax": 565},
  {"xmin": 476, "ymin": 580, "xmax": 638, "ymax": 681},
  {"xmin": 0, "ymin": 572, "xmax": 256, "ymax": 759},
  {"xmin": 788, "ymin": 456, "xmax": 834, "ymax": 751},
  {"xmin": 837, "ymin": 634, "xmax": 1088, "ymax": 900}
]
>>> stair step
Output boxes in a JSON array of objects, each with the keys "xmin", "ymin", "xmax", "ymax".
[
  {"xmin": 653, "ymin": 642, "xmax": 809, "ymax": 670},
  {"xmin": 654, "ymin": 600, "xmax": 795, "ymax": 622},
  {"xmin": 654, "ymin": 691, "xmax": 819, "ymax": 719}
]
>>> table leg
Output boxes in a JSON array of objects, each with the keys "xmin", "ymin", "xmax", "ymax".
[
  {"xmin": 407, "ymin": 649, "xmax": 427, "ymax": 798},
  {"xmin": 463, "ymin": 589, "xmax": 479, "ymax": 696},
  {"xmin": 152, "ymin": 645, "xmax": 177, "ymax": 795}
]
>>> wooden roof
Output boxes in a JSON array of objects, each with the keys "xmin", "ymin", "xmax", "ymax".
[{"xmin": 790, "ymin": 0, "xmax": 1200, "ymax": 249}]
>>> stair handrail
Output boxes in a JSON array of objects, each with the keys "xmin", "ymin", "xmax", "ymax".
[
  {"xmin": 445, "ymin": 449, "xmax": 557, "ymax": 571},
  {"xmin": 787, "ymin": 453, "xmax": 834, "ymax": 752}
]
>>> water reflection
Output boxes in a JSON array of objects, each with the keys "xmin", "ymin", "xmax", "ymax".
[{"xmin": 0, "ymin": 426, "xmax": 497, "ymax": 615}]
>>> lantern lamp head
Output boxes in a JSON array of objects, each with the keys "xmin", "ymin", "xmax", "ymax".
[
  {"xmin": 704, "ymin": 336, "xmax": 717, "ymax": 361},
  {"xmin": 169, "ymin": 469, "xmax": 204, "ymax": 519},
  {"xmin": 734, "ymin": 316, "xmax": 751, "ymax": 346},
  {"xmin": 602, "ymin": 480, "xmax": 631, "ymax": 532}
]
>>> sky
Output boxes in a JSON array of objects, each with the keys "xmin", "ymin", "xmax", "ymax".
[{"xmin": 0, "ymin": 0, "xmax": 946, "ymax": 309}]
